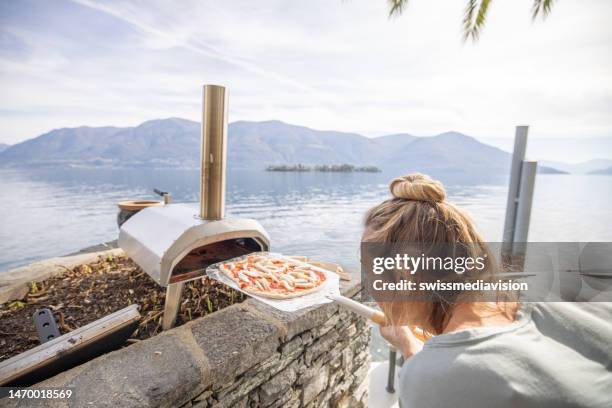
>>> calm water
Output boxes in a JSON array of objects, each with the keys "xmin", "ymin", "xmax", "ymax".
[
  {"xmin": 1, "ymin": 167, "xmax": 611, "ymax": 361},
  {"xmin": 1, "ymin": 168, "xmax": 611, "ymax": 273}
]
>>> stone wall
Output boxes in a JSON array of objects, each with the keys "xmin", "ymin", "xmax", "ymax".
[{"xmin": 6, "ymin": 277, "xmax": 370, "ymax": 408}]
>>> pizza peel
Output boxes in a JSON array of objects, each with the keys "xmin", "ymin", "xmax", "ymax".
[{"xmin": 205, "ymin": 252, "xmax": 427, "ymax": 341}]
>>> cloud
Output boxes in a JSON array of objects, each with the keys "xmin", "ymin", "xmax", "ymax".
[
  {"xmin": 70, "ymin": 0, "xmax": 334, "ymax": 99},
  {"xmin": 0, "ymin": 0, "xmax": 611, "ymax": 162}
]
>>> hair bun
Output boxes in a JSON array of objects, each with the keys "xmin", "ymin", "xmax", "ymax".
[{"xmin": 389, "ymin": 173, "xmax": 446, "ymax": 203}]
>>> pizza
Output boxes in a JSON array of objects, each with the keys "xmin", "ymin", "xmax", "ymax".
[{"xmin": 219, "ymin": 254, "xmax": 327, "ymax": 299}]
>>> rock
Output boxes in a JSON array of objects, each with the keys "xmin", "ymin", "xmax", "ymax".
[
  {"xmin": 280, "ymin": 335, "xmax": 303, "ymax": 356},
  {"xmin": 216, "ymin": 368, "xmax": 270, "ymax": 404},
  {"xmin": 350, "ymin": 362, "xmax": 371, "ymax": 393},
  {"xmin": 191, "ymin": 305, "xmax": 281, "ymax": 383},
  {"xmin": 340, "ymin": 323, "xmax": 358, "ymax": 338},
  {"xmin": 304, "ymin": 329, "xmax": 340, "ymax": 365},
  {"xmin": 297, "ymin": 355, "xmax": 322, "ymax": 385},
  {"xmin": 192, "ymin": 390, "xmax": 212, "ymax": 403},
  {"xmin": 276, "ymin": 345, "xmax": 302, "ymax": 374},
  {"xmin": 244, "ymin": 299, "xmax": 339, "ymax": 340},
  {"xmin": 266, "ymin": 388, "xmax": 297, "ymax": 408},
  {"xmin": 259, "ymin": 361, "xmax": 298, "ymax": 405},
  {"xmin": 329, "ymin": 352, "xmax": 343, "ymax": 370},
  {"xmin": 314, "ymin": 313, "xmax": 340, "ymax": 337},
  {"xmin": 215, "ymin": 395, "xmax": 248, "ymax": 408},
  {"xmin": 301, "ymin": 365, "xmax": 329, "ymax": 405},
  {"xmin": 328, "ymin": 367, "xmax": 344, "ymax": 390},
  {"xmin": 300, "ymin": 330, "xmax": 313, "ymax": 346},
  {"xmin": 342, "ymin": 345, "xmax": 354, "ymax": 371},
  {"xmin": 64, "ymin": 331, "xmax": 206, "ymax": 408}
]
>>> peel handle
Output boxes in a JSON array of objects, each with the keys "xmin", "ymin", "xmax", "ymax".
[
  {"xmin": 328, "ymin": 294, "xmax": 427, "ymax": 342},
  {"xmin": 327, "ymin": 294, "xmax": 386, "ymax": 324}
]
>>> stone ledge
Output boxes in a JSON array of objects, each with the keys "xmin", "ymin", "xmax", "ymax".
[
  {"xmin": 239, "ymin": 277, "xmax": 362, "ymax": 340},
  {"xmin": 3, "ymin": 329, "xmax": 210, "ymax": 408},
  {"xmin": 189, "ymin": 304, "xmax": 282, "ymax": 384}
]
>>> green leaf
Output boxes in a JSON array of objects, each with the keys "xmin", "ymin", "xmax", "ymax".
[
  {"xmin": 463, "ymin": 0, "xmax": 492, "ymax": 42},
  {"xmin": 388, "ymin": 0, "xmax": 408, "ymax": 18},
  {"xmin": 385, "ymin": 0, "xmax": 556, "ymax": 41},
  {"xmin": 9, "ymin": 300, "xmax": 26, "ymax": 309},
  {"xmin": 532, "ymin": 0, "xmax": 555, "ymax": 20}
]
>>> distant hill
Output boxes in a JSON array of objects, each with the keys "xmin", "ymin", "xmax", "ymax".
[
  {"xmin": 0, "ymin": 118, "xmax": 563, "ymax": 177},
  {"xmin": 0, "ymin": 119, "xmax": 199, "ymax": 167},
  {"xmin": 384, "ymin": 131, "xmax": 512, "ymax": 175},
  {"xmin": 538, "ymin": 166, "xmax": 569, "ymax": 175},
  {"xmin": 228, "ymin": 120, "xmax": 383, "ymax": 167},
  {"xmin": 372, "ymin": 133, "xmax": 417, "ymax": 150},
  {"xmin": 541, "ymin": 159, "xmax": 612, "ymax": 174},
  {"xmin": 589, "ymin": 166, "xmax": 612, "ymax": 175},
  {"xmin": 0, "ymin": 143, "xmax": 9, "ymax": 153}
]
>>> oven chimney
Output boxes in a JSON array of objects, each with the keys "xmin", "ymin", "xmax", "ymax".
[
  {"xmin": 200, "ymin": 84, "xmax": 228, "ymax": 220},
  {"xmin": 118, "ymin": 84, "xmax": 270, "ymax": 331}
]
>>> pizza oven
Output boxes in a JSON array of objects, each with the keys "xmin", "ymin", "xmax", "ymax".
[{"xmin": 118, "ymin": 85, "xmax": 270, "ymax": 329}]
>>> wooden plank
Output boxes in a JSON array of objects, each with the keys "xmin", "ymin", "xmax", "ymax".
[{"xmin": 0, "ymin": 304, "xmax": 140, "ymax": 386}]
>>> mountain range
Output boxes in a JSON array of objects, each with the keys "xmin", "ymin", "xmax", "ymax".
[
  {"xmin": 589, "ymin": 166, "xmax": 612, "ymax": 175},
  {"xmin": 0, "ymin": 118, "xmax": 605, "ymax": 176},
  {"xmin": 540, "ymin": 159, "xmax": 612, "ymax": 174}
]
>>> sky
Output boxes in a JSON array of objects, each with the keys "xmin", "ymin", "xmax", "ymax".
[{"xmin": 0, "ymin": 0, "xmax": 611, "ymax": 162}]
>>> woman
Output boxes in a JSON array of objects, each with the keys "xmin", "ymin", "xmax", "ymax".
[{"xmin": 364, "ymin": 173, "xmax": 612, "ymax": 408}]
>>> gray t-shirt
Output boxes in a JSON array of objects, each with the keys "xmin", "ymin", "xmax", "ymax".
[{"xmin": 398, "ymin": 303, "xmax": 612, "ymax": 408}]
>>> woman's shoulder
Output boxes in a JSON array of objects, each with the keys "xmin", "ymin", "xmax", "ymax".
[
  {"xmin": 398, "ymin": 342, "xmax": 528, "ymax": 408},
  {"xmin": 531, "ymin": 301, "xmax": 612, "ymax": 323},
  {"xmin": 530, "ymin": 302, "xmax": 612, "ymax": 364},
  {"xmin": 398, "ymin": 302, "xmax": 612, "ymax": 407}
]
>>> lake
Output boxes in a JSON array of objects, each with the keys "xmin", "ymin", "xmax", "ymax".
[
  {"xmin": 1, "ymin": 167, "xmax": 611, "ymax": 361},
  {"xmin": 1, "ymin": 167, "xmax": 611, "ymax": 273}
]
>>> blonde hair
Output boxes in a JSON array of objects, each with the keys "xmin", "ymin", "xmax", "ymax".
[{"xmin": 364, "ymin": 173, "xmax": 508, "ymax": 335}]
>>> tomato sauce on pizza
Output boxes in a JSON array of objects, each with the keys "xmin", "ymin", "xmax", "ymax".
[{"xmin": 219, "ymin": 254, "xmax": 327, "ymax": 299}]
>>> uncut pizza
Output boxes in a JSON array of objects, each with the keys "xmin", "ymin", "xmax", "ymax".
[{"xmin": 217, "ymin": 253, "xmax": 328, "ymax": 299}]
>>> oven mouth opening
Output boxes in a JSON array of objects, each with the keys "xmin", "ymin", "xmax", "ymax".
[{"xmin": 169, "ymin": 237, "xmax": 265, "ymax": 284}]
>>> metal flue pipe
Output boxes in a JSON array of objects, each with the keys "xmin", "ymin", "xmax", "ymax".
[{"xmin": 200, "ymin": 84, "xmax": 228, "ymax": 220}]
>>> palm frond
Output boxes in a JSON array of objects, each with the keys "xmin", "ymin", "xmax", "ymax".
[
  {"xmin": 385, "ymin": 0, "xmax": 555, "ymax": 41},
  {"xmin": 532, "ymin": 0, "xmax": 555, "ymax": 20},
  {"xmin": 463, "ymin": 0, "xmax": 492, "ymax": 41},
  {"xmin": 388, "ymin": 0, "xmax": 409, "ymax": 18}
]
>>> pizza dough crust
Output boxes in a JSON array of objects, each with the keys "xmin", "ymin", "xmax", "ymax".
[{"xmin": 219, "ymin": 257, "xmax": 326, "ymax": 299}]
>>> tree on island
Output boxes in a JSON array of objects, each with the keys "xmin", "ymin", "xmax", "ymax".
[{"xmin": 267, "ymin": 164, "xmax": 381, "ymax": 173}]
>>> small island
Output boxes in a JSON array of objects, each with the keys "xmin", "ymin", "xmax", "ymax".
[{"xmin": 266, "ymin": 164, "xmax": 381, "ymax": 173}]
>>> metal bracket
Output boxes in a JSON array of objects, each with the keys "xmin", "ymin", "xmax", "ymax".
[
  {"xmin": 162, "ymin": 282, "xmax": 184, "ymax": 330},
  {"xmin": 33, "ymin": 309, "xmax": 61, "ymax": 344},
  {"xmin": 153, "ymin": 188, "xmax": 172, "ymax": 205},
  {"xmin": 386, "ymin": 347, "xmax": 397, "ymax": 393}
]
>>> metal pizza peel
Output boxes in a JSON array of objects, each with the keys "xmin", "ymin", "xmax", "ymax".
[{"xmin": 205, "ymin": 252, "xmax": 427, "ymax": 341}]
